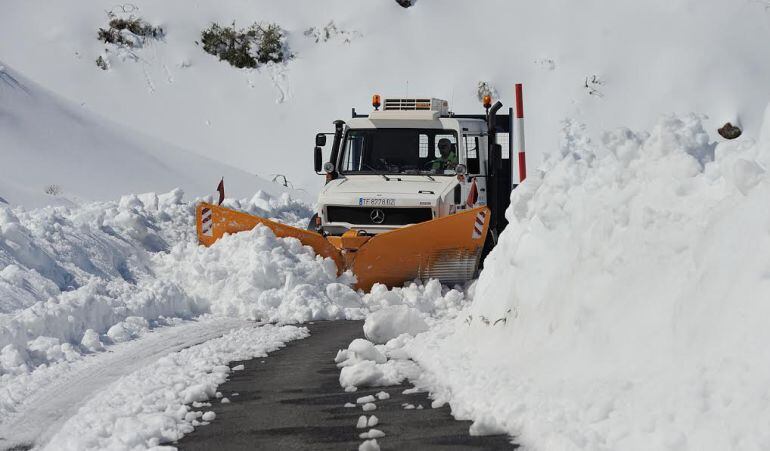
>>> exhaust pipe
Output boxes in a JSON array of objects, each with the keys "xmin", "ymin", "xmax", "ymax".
[{"xmin": 487, "ymin": 101, "xmax": 503, "ymax": 134}]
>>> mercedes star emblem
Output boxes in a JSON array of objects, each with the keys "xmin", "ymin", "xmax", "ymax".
[{"xmin": 370, "ymin": 208, "xmax": 385, "ymax": 224}]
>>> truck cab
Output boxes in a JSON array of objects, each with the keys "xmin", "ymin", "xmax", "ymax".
[{"xmin": 313, "ymin": 96, "xmax": 515, "ymax": 247}]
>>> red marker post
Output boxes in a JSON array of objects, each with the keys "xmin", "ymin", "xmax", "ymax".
[{"xmin": 514, "ymin": 84, "xmax": 527, "ymax": 183}]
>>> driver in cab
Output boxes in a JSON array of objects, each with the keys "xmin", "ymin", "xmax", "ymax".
[{"xmin": 431, "ymin": 138, "xmax": 458, "ymax": 171}]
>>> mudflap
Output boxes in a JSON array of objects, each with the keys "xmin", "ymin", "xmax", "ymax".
[
  {"xmin": 347, "ymin": 207, "xmax": 491, "ymax": 291},
  {"xmin": 196, "ymin": 202, "xmax": 344, "ymax": 272}
]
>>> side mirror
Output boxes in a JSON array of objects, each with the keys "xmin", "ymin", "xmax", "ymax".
[
  {"xmin": 323, "ymin": 162, "xmax": 335, "ymax": 173},
  {"xmin": 315, "ymin": 134, "xmax": 327, "ymax": 147},
  {"xmin": 314, "ymin": 147, "xmax": 322, "ymax": 173},
  {"xmin": 454, "ymin": 163, "xmax": 467, "ymax": 175}
]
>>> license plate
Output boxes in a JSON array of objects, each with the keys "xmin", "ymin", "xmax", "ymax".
[{"xmin": 359, "ymin": 197, "xmax": 396, "ymax": 207}]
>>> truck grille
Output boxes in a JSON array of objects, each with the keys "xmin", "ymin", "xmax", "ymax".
[{"xmin": 326, "ymin": 206, "xmax": 433, "ymax": 226}]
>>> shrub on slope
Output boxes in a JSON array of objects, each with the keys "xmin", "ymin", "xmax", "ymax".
[{"xmin": 200, "ymin": 22, "xmax": 291, "ymax": 69}]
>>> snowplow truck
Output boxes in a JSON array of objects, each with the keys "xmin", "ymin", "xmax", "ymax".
[{"xmin": 197, "ymin": 92, "xmax": 525, "ymax": 291}]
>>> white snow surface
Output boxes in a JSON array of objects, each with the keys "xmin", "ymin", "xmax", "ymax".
[
  {"xmin": 0, "ymin": 63, "xmax": 306, "ymax": 208},
  {"xmin": 393, "ymin": 113, "xmax": 770, "ymax": 450},
  {"xmin": 363, "ymin": 305, "xmax": 429, "ymax": 344},
  {"xmin": 0, "ymin": 187, "xmax": 467, "ymax": 449},
  {"xmin": 2, "ymin": 0, "xmax": 769, "ymax": 194}
]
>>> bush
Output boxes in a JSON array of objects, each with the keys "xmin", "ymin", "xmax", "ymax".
[
  {"xmin": 200, "ymin": 22, "xmax": 291, "ymax": 69},
  {"xmin": 97, "ymin": 15, "xmax": 163, "ymax": 48},
  {"xmin": 45, "ymin": 185, "xmax": 61, "ymax": 196}
]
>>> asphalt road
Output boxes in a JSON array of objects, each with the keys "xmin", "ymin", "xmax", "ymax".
[{"xmin": 177, "ymin": 320, "xmax": 516, "ymax": 450}]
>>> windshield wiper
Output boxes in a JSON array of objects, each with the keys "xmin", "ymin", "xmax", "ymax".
[{"xmin": 363, "ymin": 163, "xmax": 390, "ymax": 181}]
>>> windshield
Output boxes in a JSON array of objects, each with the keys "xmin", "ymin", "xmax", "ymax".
[{"xmin": 339, "ymin": 128, "xmax": 459, "ymax": 175}]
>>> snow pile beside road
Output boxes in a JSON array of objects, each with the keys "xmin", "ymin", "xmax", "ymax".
[
  {"xmin": 363, "ymin": 306, "xmax": 428, "ymax": 344},
  {"xmin": 46, "ymin": 324, "xmax": 307, "ymax": 451},
  {"xmin": 333, "ymin": 281, "xmax": 470, "ymax": 391},
  {"xmin": 0, "ymin": 185, "xmax": 470, "ymax": 437},
  {"xmin": 400, "ymin": 112, "xmax": 770, "ymax": 450},
  {"xmin": 361, "ymin": 279, "xmax": 467, "ymax": 317},
  {"xmin": 0, "ymin": 190, "xmax": 326, "ymax": 415},
  {"xmin": 153, "ymin": 225, "xmax": 364, "ymax": 323}
]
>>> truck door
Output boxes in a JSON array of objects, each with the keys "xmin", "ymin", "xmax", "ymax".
[{"xmin": 462, "ymin": 133, "xmax": 487, "ymax": 207}]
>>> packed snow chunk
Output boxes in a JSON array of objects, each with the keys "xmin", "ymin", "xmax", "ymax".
[
  {"xmin": 375, "ymin": 391, "xmax": 390, "ymax": 400},
  {"xmin": 0, "ymin": 344, "xmax": 28, "ymax": 374},
  {"xmin": 80, "ymin": 329, "xmax": 104, "ymax": 352},
  {"xmin": 232, "ymin": 364, "xmax": 245, "ymax": 371},
  {"xmin": 359, "ymin": 438, "xmax": 380, "ymax": 451},
  {"xmin": 362, "ymin": 403, "xmax": 377, "ymax": 412},
  {"xmin": 367, "ymin": 415, "xmax": 379, "ymax": 427},
  {"xmin": 346, "ymin": 339, "xmax": 387, "ymax": 364},
  {"xmin": 344, "ymin": 402, "xmax": 356, "ymax": 408},
  {"xmin": 356, "ymin": 395, "xmax": 376, "ymax": 404},
  {"xmin": 107, "ymin": 317, "xmax": 150, "ymax": 343},
  {"xmin": 182, "ymin": 383, "xmax": 216, "ymax": 404},
  {"xmin": 339, "ymin": 360, "xmax": 409, "ymax": 389},
  {"xmin": 469, "ymin": 416, "xmax": 506, "ymax": 436},
  {"xmin": 202, "ymin": 411, "xmax": 216, "ymax": 422},
  {"xmin": 356, "ymin": 415, "xmax": 368, "ymax": 429},
  {"xmin": 363, "ymin": 305, "xmax": 428, "ymax": 344},
  {"xmin": 361, "ymin": 279, "xmax": 467, "ymax": 317},
  {"xmin": 359, "ymin": 428, "xmax": 386, "ymax": 439}
]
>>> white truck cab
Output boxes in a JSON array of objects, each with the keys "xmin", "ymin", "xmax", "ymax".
[{"xmin": 312, "ymin": 96, "xmax": 515, "ymax": 245}]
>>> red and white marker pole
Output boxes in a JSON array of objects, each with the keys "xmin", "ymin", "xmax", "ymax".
[{"xmin": 514, "ymin": 83, "xmax": 527, "ymax": 183}]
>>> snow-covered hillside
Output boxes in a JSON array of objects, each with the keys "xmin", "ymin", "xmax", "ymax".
[
  {"xmin": 3, "ymin": 1, "xmax": 770, "ymax": 450},
  {"xmin": 0, "ymin": 63, "xmax": 306, "ymax": 207},
  {"xmin": 1, "ymin": 0, "xmax": 769, "ymax": 193}
]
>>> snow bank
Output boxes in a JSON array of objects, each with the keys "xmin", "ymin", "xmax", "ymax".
[
  {"xmin": 0, "ymin": 190, "xmax": 327, "ymax": 416},
  {"xmin": 0, "ymin": 186, "xmax": 470, "ymax": 436},
  {"xmin": 363, "ymin": 306, "xmax": 428, "ymax": 344},
  {"xmin": 403, "ymin": 112, "xmax": 770, "ymax": 450},
  {"xmin": 153, "ymin": 225, "xmax": 363, "ymax": 323},
  {"xmin": 46, "ymin": 324, "xmax": 307, "ymax": 451}
]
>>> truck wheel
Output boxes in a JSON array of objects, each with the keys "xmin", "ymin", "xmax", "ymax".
[{"xmin": 307, "ymin": 213, "xmax": 320, "ymax": 232}]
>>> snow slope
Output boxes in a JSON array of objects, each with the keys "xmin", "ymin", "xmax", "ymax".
[
  {"xmin": 0, "ymin": 62, "xmax": 305, "ymax": 207},
  {"xmin": 1, "ymin": 0, "xmax": 769, "ymax": 193}
]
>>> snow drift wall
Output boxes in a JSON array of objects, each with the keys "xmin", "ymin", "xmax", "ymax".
[{"xmin": 408, "ymin": 110, "xmax": 770, "ymax": 450}]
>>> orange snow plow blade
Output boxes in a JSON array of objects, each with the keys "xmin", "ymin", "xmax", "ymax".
[
  {"xmin": 196, "ymin": 203, "xmax": 344, "ymax": 270},
  {"xmin": 196, "ymin": 202, "xmax": 490, "ymax": 291}
]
